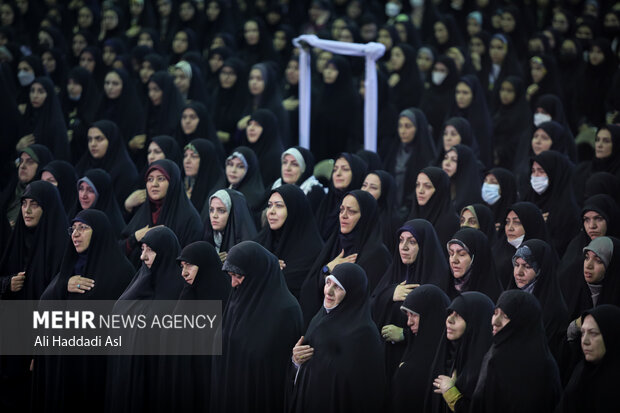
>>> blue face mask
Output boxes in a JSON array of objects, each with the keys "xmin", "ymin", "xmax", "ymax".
[{"xmin": 481, "ymin": 183, "xmax": 500, "ymax": 205}]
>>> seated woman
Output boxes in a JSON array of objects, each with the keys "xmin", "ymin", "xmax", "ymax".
[
  {"xmin": 300, "ymin": 190, "xmax": 391, "ymax": 326},
  {"xmin": 371, "ymin": 219, "xmax": 449, "ymax": 378},
  {"xmin": 508, "ymin": 239, "xmax": 569, "ymax": 361},
  {"xmin": 447, "ymin": 227, "xmax": 503, "ymax": 302},
  {"xmin": 481, "ymin": 167, "xmax": 518, "ymax": 231},
  {"xmin": 427, "ymin": 292, "xmax": 495, "ymax": 413},
  {"xmin": 224, "ymin": 147, "xmax": 265, "ymax": 220},
  {"xmin": 212, "ymin": 241, "xmax": 303, "ymax": 412},
  {"xmin": 270, "ymin": 147, "xmax": 325, "ymax": 214},
  {"xmin": 362, "ymin": 170, "xmax": 401, "ymax": 253},
  {"xmin": 182, "ymin": 138, "xmax": 225, "ymax": 217},
  {"xmin": 289, "ymin": 263, "xmax": 386, "ymax": 412},
  {"xmin": 241, "ymin": 108, "xmax": 284, "ymax": 186},
  {"xmin": 459, "ymin": 203, "xmax": 496, "ymax": 243},
  {"xmin": 441, "ymin": 144, "xmax": 483, "ymax": 212},
  {"xmin": 121, "ymin": 159, "xmax": 202, "ymax": 267},
  {"xmin": 203, "ymin": 189, "xmax": 257, "ymax": 262},
  {"xmin": 471, "ymin": 290, "xmax": 562, "ymax": 413},
  {"xmin": 176, "ymin": 101, "xmax": 223, "ymax": 162},
  {"xmin": 391, "ymin": 285, "xmax": 450, "ymax": 413},
  {"xmin": 556, "ymin": 304, "xmax": 620, "ymax": 413},
  {"xmin": 255, "ymin": 185, "xmax": 323, "ymax": 299}
]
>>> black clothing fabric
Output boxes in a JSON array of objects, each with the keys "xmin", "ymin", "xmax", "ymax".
[
  {"xmin": 301, "ymin": 190, "xmax": 391, "ymax": 327},
  {"xmin": 583, "ymin": 172, "xmax": 620, "ymax": 205},
  {"xmin": 315, "ymin": 153, "xmax": 367, "ymax": 240},
  {"xmin": 288, "ymin": 263, "xmax": 387, "ymax": 413},
  {"xmin": 448, "ymin": 144, "xmax": 483, "ymax": 212},
  {"xmin": 203, "ymin": 189, "xmax": 257, "ymax": 253},
  {"xmin": 75, "ymin": 120, "xmax": 138, "ymax": 212},
  {"xmin": 391, "ymin": 285, "xmax": 451, "ymax": 413},
  {"xmin": 472, "ymin": 290, "xmax": 562, "ymax": 413},
  {"xmin": 447, "ymin": 228, "xmax": 503, "ymax": 303},
  {"xmin": 150, "ymin": 135, "xmax": 183, "ymax": 170},
  {"xmin": 371, "ymin": 170, "xmax": 402, "ymax": 253},
  {"xmin": 371, "ymin": 219, "xmax": 450, "ymax": 378},
  {"xmin": 389, "ymin": 44, "xmax": 423, "ymax": 112},
  {"xmin": 122, "ymin": 159, "xmax": 202, "ymax": 267},
  {"xmin": 212, "ymin": 57, "xmax": 249, "ymax": 148},
  {"xmin": 144, "ymin": 71, "xmax": 185, "ymax": 139},
  {"xmin": 556, "ymin": 304, "xmax": 620, "ymax": 413},
  {"xmin": 176, "ymin": 101, "xmax": 224, "ymax": 163},
  {"xmin": 226, "ymin": 146, "xmax": 266, "ymax": 215},
  {"xmin": 255, "ymin": 184, "xmax": 323, "ymax": 299},
  {"xmin": 211, "ymin": 241, "xmax": 303, "ymax": 412},
  {"xmin": 19, "ymin": 76, "xmax": 70, "ymax": 161},
  {"xmin": 40, "ymin": 160, "xmax": 77, "ymax": 216},
  {"xmin": 242, "ymin": 108, "xmax": 284, "ymax": 186},
  {"xmin": 485, "ymin": 167, "xmax": 518, "ymax": 229},
  {"xmin": 408, "ymin": 166, "xmax": 460, "ymax": 248},
  {"xmin": 184, "ymin": 138, "xmax": 226, "ymax": 217},
  {"xmin": 72, "ymin": 169, "xmax": 126, "ymax": 238},
  {"xmin": 425, "ymin": 292, "xmax": 495, "ymax": 413},
  {"xmin": 524, "ymin": 151, "xmax": 580, "ymax": 255},
  {"xmin": 507, "ymin": 239, "xmax": 569, "ymax": 360},
  {"xmin": 420, "ymin": 56, "xmax": 459, "ymax": 143},
  {"xmin": 460, "ymin": 204, "xmax": 497, "ymax": 244}
]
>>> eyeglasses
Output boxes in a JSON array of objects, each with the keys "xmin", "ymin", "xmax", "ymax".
[{"xmin": 67, "ymin": 224, "xmax": 91, "ymax": 236}]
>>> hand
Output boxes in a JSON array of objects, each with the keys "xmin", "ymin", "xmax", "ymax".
[
  {"xmin": 128, "ymin": 134, "xmax": 146, "ymax": 150},
  {"xmin": 216, "ymin": 130, "xmax": 230, "ymax": 143},
  {"xmin": 125, "ymin": 189, "xmax": 147, "ymax": 212},
  {"xmin": 470, "ymin": 53, "xmax": 481, "ymax": 71},
  {"xmin": 68, "ymin": 275, "xmax": 95, "ymax": 293},
  {"xmin": 526, "ymin": 84, "xmax": 539, "ymax": 100},
  {"xmin": 393, "ymin": 281, "xmax": 419, "ymax": 302},
  {"xmin": 10, "ymin": 272, "xmax": 25, "ymax": 292},
  {"xmin": 134, "ymin": 225, "xmax": 151, "ymax": 242},
  {"xmin": 237, "ymin": 115, "xmax": 250, "ymax": 130},
  {"xmin": 218, "ymin": 251, "xmax": 227, "ymax": 263},
  {"xmin": 542, "ymin": 212, "xmax": 549, "ymax": 222},
  {"xmin": 606, "ymin": 110, "xmax": 618, "ymax": 124},
  {"xmin": 278, "ymin": 259, "xmax": 286, "ymax": 270},
  {"xmin": 16, "ymin": 134, "xmax": 35, "ymax": 151},
  {"xmin": 327, "ymin": 250, "xmax": 358, "ymax": 273},
  {"xmin": 292, "ymin": 336, "xmax": 314, "ymax": 365},
  {"xmin": 388, "ymin": 73, "xmax": 400, "ymax": 87},
  {"xmin": 282, "ymin": 98, "xmax": 299, "ymax": 111},
  {"xmin": 433, "ymin": 371, "xmax": 457, "ymax": 394},
  {"xmin": 381, "ymin": 324, "xmax": 404, "ymax": 342}
]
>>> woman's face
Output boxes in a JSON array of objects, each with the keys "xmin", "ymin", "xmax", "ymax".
[
  {"xmin": 137, "ymin": 32, "xmax": 154, "ymax": 48},
  {"xmin": 322, "ymin": 62, "xmax": 339, "ymax": 84},
  {"xmin": 104, "ymin": 72, "xmax": 123, "ymax": 99},
  {"xmin": 323, "ymin": 276, "xmax": 346, "ymax": 309},
  {"xmin": 467, "ymin": 16, "xmax": 481, "ymax": 37},
  {"xmin": 489, "ymin": 38, "xmax": 507, "ymax": 64},
  {"xmin": 29, "ymin": 82, "xmax": 47, "ymax": 109},
  {"xmin": 140, "ymin": 61, "xmax": 154, "ymax": 84},
  {"xmin": 448, "ymin": 243, "xmax": 472, "ymax": 279},
  {"xmin": 179, "ymin": 1, "xmax": 195, "ymax": 21},
  {"xmin": 285, "ymin": 59, "xmax": 299, "ymax": 85},
  {"xmin": 266, "ymin": 191, "xmax": 287, "ymax": 230},
  {"xmin": 148, "ymin": 81, "xmax": 163, "ymax": 106},
  {"xmin": 225, "ymin": 156, "xmax": 246, "ymax": 185},
  {"xmin": 377, "ymin": 28, "xmax": 393, "ymax": 50},
  {"xmin": 581, "ymin": 315, "xmax": 606, "ymax": 363},
  {"xmin": 79, "ymin": 51, "xmax": 95, "ymax": 73},
  {"xmin": 399, "ymin": 231, "xmax": 419, "ymax": 265},
  {"xmin": 209, "ymin": 197, "xmax": 229, "ymax": 231},
  {"xmin": 446, "ymin": 310, "xmax": 466, "ymax": 341},
  {"xmin": 67, "ymin": 78, "xmax": 83, "ymax": 100},
  {"xmin": 181, "ymin": 107, "xmax": 199, "ymax": 135},
  {"xmin": 500, "ymin": 12, "xmax": 516, "ymax": 33},
  {"xmin": 77, "ymin": 6, "xmax": 93, "ymax": 29},
  {"xmin": 530, "ymin": 60, "xmax": 546, "ymax": 83},
  {"xmin": 499, "ymin": 81, "xmax": 515, "ymax": 106},
  {"xmin": 72, "ymin": 34, "xmax": 87, "ymax": 57},
  {"xmin": 552, "ymin": 12, "xmax": 569, "ymax": 33},
  {"xmin": 140, "ymin": 244, "xmax": 157, "ymax": 268},
  {"xmin": 208, "ymin": 53, "xmax": 224, "ymax": 73},
  {"xmin": 583, "ymin": 211, "xmax": 607, "ymax": 240},
  {"xmin": 219, "ymin": 65, "xmax": 237, "ymax": 89},
  {"xmin": 595, "ymin": 128, "xmax": 613, "ymax": 159},
  {"xmin": 589, "ymin": 45, "xmax": 605, "ymax": 66},
  {"xmin": 531, "ymin": 128, "xmax": 552, "ymax": 155},
  {"xmin": 415, "ymin": 173, "xmax": 435, "ymax": 206},
  {"xmin": 339, "ymin": 194, "xmax": 361, "ymax": 234},
  {"xmin": 332, "ymin": 157, "xmax": 352, "ymax": 190},
  {"xmin": 102, "ymin": 45, "xmax": 116, "ymax": 66},
  {"xmin": 361, "ymin": 173, "xmax": 381, "ymax": 200},
  {"xmin": 492, "ymin": 307, "xmax": 511, "ymax": 335},
  {"xmin": 460, "ymin": 209, "xmax": 479, "ymax": 229},
  {"xmin": 443, "ymin": 125, "xmax": 461, "ymax": 151},
  {"xmin": 206, "ymin": 1, "xmax": 220, "ymax": 21},
  {"xmin": 273, "ymin": 30, "xmax": 287, "ymax": 51},
  {"xmin": 172, "ymin": 31, "xmax": 189, "ymax": 54},
  {"xmin": 416, "ymin": 52, "xmax": 433, "ymax": 72},
  {"xmin": 248, "ymin": 68, "xmax": 265, "ymax": 95},
  {"xmin": 455, "ymin": 82, "xmax": 473, "ymax": 109},
  {"xmin": 390, "ymin": 46, "xmax": 405, "ymax": 71},
  {"xmin": 442, "ymin": 149, "xmax": 458, "ymax": 178},
  {"xmin": 174, "ymin": 68, "xmax": 190, "ymax": 94},
  {"xmin": 245, "ymin": 120, "xmax": 263, "ymax": 143},
  {"xmin": 87, "ymin": 127, "xmax": 109, "ymax": 159},
  {"xmin": 71, "ymin": 222, "xmax": 92, "ymax": 253},
  {"xmin": 244, "ymin": 21, "xmax": 260, "ymax": 46},
  {"xmin": 41, "ymin": 51, "xmax": 56, "ymax": 74},
  {"xmin": 147, "ymin": 142, "xmax": 165, "ymax": 165},
  {"xmin": 146, "ymin": 170, "xmax": 169, "ymax": 201},
  {"xmin": 505, "ymin": 210, "xmax": 525, "ymax": 241},
  {"xmin": 78, "ymin": 181, "xmax": 96, "ymax": 209},
  {"xmin": 470, "ymin": 37, "xmax": 486, "ymax": 56},
  {"xmin": 18, "ymin": 153, "xmax": 37, "ymax": 184},
  {"xmin": 21, "ymin": 198, "xmax": 43, "ymax": 228},
  {"xmin": 531, "ymin": 161, "xmax": 547, "ymax": 178},
  {"xmin": 183, "ymin": 148, "xmax": 200, "ymax": 177},
  {"xmin": 281, "ymin": 154, "xmax": 302, "ymax": 184},
  {"xmin": 406, "ymin": 311, "xmax": 420, "ymax": 334},
  {"xmin": 513, "ymin": 257, "xmax": 537, "ymax": 288},
  {"xmin": 583, "ymin": 250, "xmax": 606, "ymax": 284},
  {"xmin": 102, "ymin": 9, "xmax": 119, "ymax": 31},
  {"xmin": 398, "ymin": 116, "xmax": 416, "ymax": 144},
  {"xmin": 434, "ymin": 22, "xmax": 449, "ymax": 44},
  {"xmin": 316, "ymin": 51, "xmax": 333, "ymax": 73}
]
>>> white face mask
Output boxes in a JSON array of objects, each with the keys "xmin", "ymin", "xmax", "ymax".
[
  {"xmin": 432, "ymin": 71, "xmax": 448, "ymax": 85},
  {"xmin": 481, "ymin": 183, "xmax": 500, "ymax": 205},
  {"xmin": 533, "ymin": 113, "xmax": 552, "ymax": 127},
  {"xmin": 507, "ymin": 234, "xmax": 525, "ymax": 248},
  {"xmin": 385, "ymin": 2, "xmax": 401, "ymax": 17},
  {"xmin": 18, "ymin": 70, "xmax": 35, "ymax": 86},
  {"xmin": 530, "ymin": 175, "xmax": 549, "ymax": 194}
]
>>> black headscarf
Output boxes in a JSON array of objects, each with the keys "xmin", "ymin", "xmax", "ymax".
[
  {"xmin": 225, "ymin": 146, "xmax": 265, "ymax": 215},
  {"xmin": 437, "ymin": 116, "xmax": 480, "ymax": 164},
  {"xmin": 420, "ymin": 55, "xmax": 459, "ymax": 142},
  {"xmin": 472, "ymin": 290, "xmax": 562, "ymax": 413},
  {"xmin": 175, "ymin": 241, "xmax": 231, "ymax": 302},
  {"xmin": 485, "ymin": 167, "xmax": 518, "ymax": 230},
  {"xmin": 315, "ymin": 153, "xmax": 368, "ymax": 240},
  {"xmin": 236, "ymin": 17, "xmax": 277, "ymax": 67},
  {"xmin": 20, "ymin": 77, "xmax": 70, "ymax": 161},
  {"xmin": 408, "ymin": 166, "xmax": 460, "ymax": 248},
  {"xmin": 150, "ymin": 135, "xmax": 183, "ymax": 169},
  {"xmin": 242, "ymin": 108, "xmax": 284, "ymax": 186},
  {"xmin": 534, "ymin": 93, "xmax": 577, "ymax": 161},
  {"xmin": 301, "ymin": 190, "xmax": 391, "ymax": 327},
  {"xmin": 75, "ymin": 120, "xmax": 139, "ymax": 211},
  {"xmin": 175, "ymin": 101, "xmax": 224, "ymax": 162},
  {"xmin": 40, "ymin": 160, "xmax": 77, "ymax": 216},
  {"xmin": 203, "ymin": 189, "xmax": 257, "ymax": 253},
  {"xmin": 144, "ymin": 71, "xmax": 185, "ymax": 139},
  {"xmin": 583, "ymin": 172, "xmax": 620, "ymax": 205},
  {"xmin": 460, "ymin": 203, "xmax": 497, "ymax": 244},
  {"xmin": 183, "ymin": 138, "xmax": 225, "ymax": 217},
  {"xmin": 425, "ymin": 292, "xmax": 495, "ymax": 413},
  {"xmin": 389, "ymin": 44, "xmax": 423, "ymax": 111},
  {"xmin": 391, "ymin": 285, "xmax": 451, "ymax": 413},
  {"xmin": 212, "ymin": 57, "xmax": 249, "ymax": 142},
  {"xmin": 0, "ymin": 181, "xmax": 68, "ymax": 300},
  {"xmin": 556, "ymin": 304, "xmax": 620, "ymax": 413},
  {"xmin": 447, "ymin": 144, "xmax": 483, "ymax": 212},
  {"xmin": 447, "ymin": 228, "xmax": 503, "ymax": 302},
  {"xmin": 255, "ymin": 184, "xmax": 323, "ymax": 298},
  {"xmin": 289, "ymin": 263, "xmax": 387, "ymax": 413},
  {"xmin": 212, "ymin": 241, "xmax": 303, "ymax": 412},
  {"xmin": 370, "ymin": 170, "xmax": 402, "ymax": 253},
  {"xmin": 524, "ymin": 151, "xmax": 580, "ymax": 255}
]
